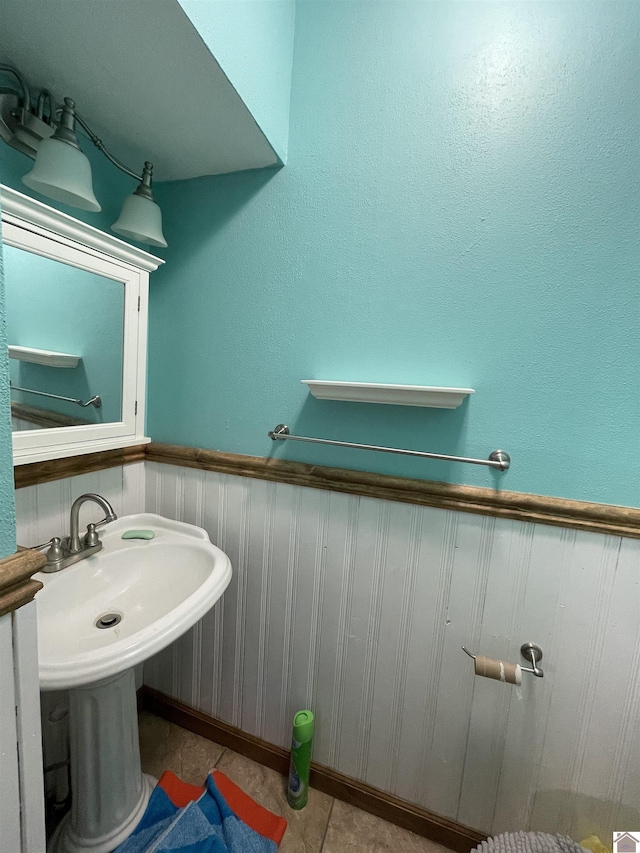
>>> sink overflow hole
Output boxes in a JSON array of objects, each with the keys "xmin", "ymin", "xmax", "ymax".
[{"xmin": 95, "ymin": 612, "xmax": 122, "ymax": 629}]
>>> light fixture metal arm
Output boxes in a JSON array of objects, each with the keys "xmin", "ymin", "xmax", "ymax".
[
  {"xmin": 73, "ymin": 111, "xmax": 143, "ymax": 182},
  {"xmin": 0, "ymin": 63, "xmax": 31, "ymax": 110},
  {"xmin": 2, "ymin": 65, "xmax": 167, "ymax": 246},
  {"xmin": 36, "ymin": 90, "xmax": 54, "ymax": 123}
]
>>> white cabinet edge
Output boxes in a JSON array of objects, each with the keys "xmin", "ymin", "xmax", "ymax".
[
  {"xmin": 9, "ymin": 345, "xmax": 81, "ymax": 368},
  {"xmin": 0, "ymin": 184, "xmax": 164, "ymax": 272},
  {"xmin": 12, "ymin": 604, "xmax": 46, "ymax": 852},
  {"xmin": 13, "ymin": 435, "xmax": 151, "ymax": 466},
  {"xmin": 301, "ymin": 380, "xmax": 475, "ymax": 409}
]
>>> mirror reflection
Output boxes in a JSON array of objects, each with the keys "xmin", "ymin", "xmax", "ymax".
[{"xmin": 4, "ymin": 245, "xmax": 125, "ymax": 431}]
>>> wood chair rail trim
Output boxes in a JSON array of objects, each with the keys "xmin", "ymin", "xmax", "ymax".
[
  {"xmin": 0, "ymin": 549, "xmax": 46, "ymax": 617},
  {"xmin": 13, "ymin": 441, "xmax": 640, "ymax": 539}
]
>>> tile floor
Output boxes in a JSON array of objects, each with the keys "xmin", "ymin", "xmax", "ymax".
[{"xmin": 138, "ymin": 711, "xmax": 453, "ymax": 853}]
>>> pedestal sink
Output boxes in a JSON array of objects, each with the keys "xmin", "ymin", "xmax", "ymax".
[{"xmin": 35, "ymin": 513, "xmax": 232, "ymax": 853}]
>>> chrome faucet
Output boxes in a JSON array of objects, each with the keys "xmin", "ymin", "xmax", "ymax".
[
  {"xmin": 68, "ymin": 493, "xmax": 117, "ymax": 553},
  {"xmin": 35, "ymin": 493, "xmax": 118, "ymax": 572}
]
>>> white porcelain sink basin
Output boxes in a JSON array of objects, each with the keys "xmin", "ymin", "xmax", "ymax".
[
  {"xmin": 35, "ymin": 513, "xmax": 232, "ymax": 691},
  {"xmin": 37, "ymin": 511, "xmax": 232, "ymax": 853}
]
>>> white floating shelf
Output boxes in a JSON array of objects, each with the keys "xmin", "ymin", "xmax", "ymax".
[
  {"xmin": 301, "ymin": 380, "xmax": 475, "ymax": 409},
  {"xmin": 8, "ymin": 345, "xmax": 81, "ymax": 369}
]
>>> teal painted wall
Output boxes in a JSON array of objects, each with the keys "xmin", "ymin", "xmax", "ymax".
[
  {"xmin": 149, "ymin": 0, "xmax": 639, "ymax": 508},
  {"xmin": 0, "ymin": 176, "xmax": 17, "ymax": 557},
  {"xmin": 5, "ymin": 245, "xmax": 124, "ymax": 423},
  {"xmin": 178, "ymin": 0, "xmax": 295, "ymax": 162}
]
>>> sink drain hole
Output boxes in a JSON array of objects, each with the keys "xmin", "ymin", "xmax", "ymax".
[{"xmin": 95, "ymin": 612, "xmax": 122, "ymax": 629}]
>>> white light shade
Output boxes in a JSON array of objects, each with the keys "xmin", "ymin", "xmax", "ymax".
[
  {"xmin": 112, "ymin": 192, "xmax": 167, "ymax": 247},
  {"xmin": 22, "ymin": 137, "xmax": 101, "ymax": 212}
]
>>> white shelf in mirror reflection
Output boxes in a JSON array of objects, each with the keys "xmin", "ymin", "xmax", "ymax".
[
  {"xmin": 8, "ymin": 345, "xmax": 81, "ymax": 368},
  {"xmin": 302, "ymin": 380, "xmax": 475, "ymax": 409}
]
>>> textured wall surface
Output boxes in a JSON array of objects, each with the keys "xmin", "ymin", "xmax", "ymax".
[
  {"xmin": 14, "ymin": 463, "xmax": 144, "ymax": 549},
  {"xmin": 0, "ymin": 181, "xmax": 17, "ymax": 556},
  {"xmin": 143, "ymin": 461, "xmax": 640, "ymax": 839},
  {"xmin": 178, "ymin": 0, "xmax": 295, "ymax": 162},
  {"xmin": 150, "ymin": 0, "xmax": 640, "ymax": 506}
]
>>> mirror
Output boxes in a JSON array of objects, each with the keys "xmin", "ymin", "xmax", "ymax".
[
  {"xmin": 5, "ymin": 244, "xmax": 125, "ymax": 431},
  {"xmin": 1, "ymin": 184, "xmax": 163, "ymax": 465}
]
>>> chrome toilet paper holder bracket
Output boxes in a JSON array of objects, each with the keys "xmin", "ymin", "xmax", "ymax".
[{"xmin": 462, "ymin": 643, "xmax": 544, "ymax": 678}]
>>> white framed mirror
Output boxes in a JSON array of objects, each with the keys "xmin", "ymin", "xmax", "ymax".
[{"xmin": 1, "ymin": 185, "xmax": 163, "ymax": 465}]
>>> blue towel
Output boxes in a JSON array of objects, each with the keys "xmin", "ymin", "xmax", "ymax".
[{"xmin": 116, "ymin": 770, "xmax": 286, "ymax": 853}]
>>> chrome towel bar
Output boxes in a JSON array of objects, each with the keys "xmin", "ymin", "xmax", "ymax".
[
  {"xmin": 10, "ymin": 384, "xmax": 102, "ymax": 409},
  {"xmin": 268, "ymin": 424, "xmax": 510, "ymax": 470}
]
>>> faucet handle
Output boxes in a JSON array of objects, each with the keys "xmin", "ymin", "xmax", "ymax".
[
  {"xmin": 29, "ymin": 537, "xmax": 65, "ymax": 569},
  {"xmin": 31, "ymin": 536, "xmax": 56, "ymax": 551},
  {"xmin": 45, "ymin": 537, "xmax": 65, "ymax": 568},
  {"xmin": 84, "ymin": 523, "xmax": 100, "ymax": 548},
  {"xmin": 93, "ymin": 512, "xmax": 118, "ymax": 529}
]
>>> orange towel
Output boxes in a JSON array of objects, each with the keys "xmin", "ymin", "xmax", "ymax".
[{"xmin": 157, "ymin": 769, "xmax": 288, "ymax": 846}]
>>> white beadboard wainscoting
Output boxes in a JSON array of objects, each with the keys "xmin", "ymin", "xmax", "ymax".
[
  {"xmin": 14, "ymin": 462, "xmax": 145, "ymax": 549},
  {"xmin": 14, "ymin": 460, "xmax": 640, "ymax": 840}
]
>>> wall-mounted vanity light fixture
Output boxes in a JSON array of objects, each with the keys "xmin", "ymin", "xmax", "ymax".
[{"xmin": 0, "ymin": 64, "xmax": 167, "ymax": 247}]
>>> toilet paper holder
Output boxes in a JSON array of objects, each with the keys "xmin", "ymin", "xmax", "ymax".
[{"xmin": 462, "ymin": 643, "xmax": 544, "ymax": 678}]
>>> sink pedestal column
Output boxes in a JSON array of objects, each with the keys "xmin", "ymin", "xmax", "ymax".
[{"xmin": 49, "ymin": 668, "xmax": 155, "ymax": 853}]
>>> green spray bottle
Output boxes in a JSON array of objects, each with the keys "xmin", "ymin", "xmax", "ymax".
[{"xmin": 286, "ymin": 710, "xmax": 314, "ymax": 809}]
